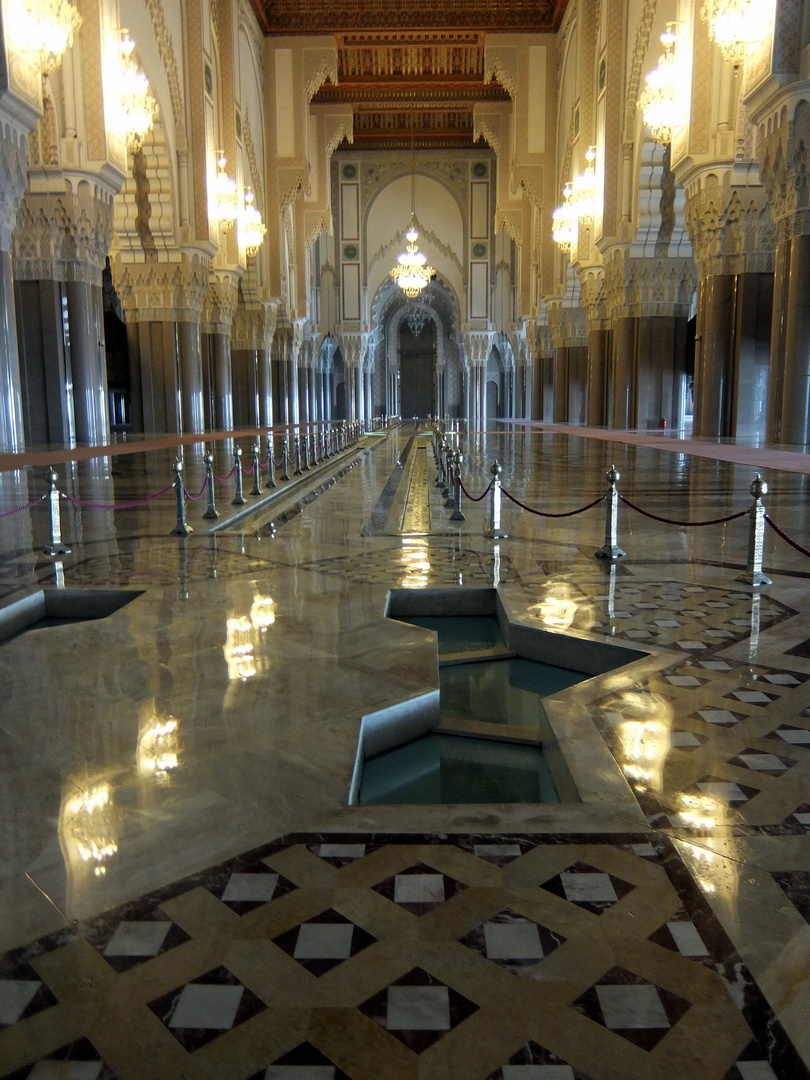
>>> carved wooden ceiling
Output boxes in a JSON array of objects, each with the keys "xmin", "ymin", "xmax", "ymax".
[{"xmin": 250, "ymin": 1, "xmax": 569, "ymax": 149}]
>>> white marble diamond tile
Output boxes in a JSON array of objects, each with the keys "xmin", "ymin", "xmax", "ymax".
[
  {"xmin": 630, "ymin": 844, "xmax": 657, "ymax": 857},
  {"xmin": 655, "ymin": 620, "xmax": 681, "ymax": 628},
  {"xmin": 667, "ymin": 676, "xmax": 701, "ymax": 687},
  {"xmin": 736, "ymin": 1063, "xmax": 779, "ymax": 1080},
  {"xmin": 679, "ymin": 610, "xmax": 707, "ymax": 617},
  {"xmin": 394, "ymin": 874, "xmax": 445, "ymax": 904},
  {"xmin": 671, "ymin": 732, "xmax": 701, "ymax": 747},
  {"xmin": 704, "ymin": 630, "xmax": 735, "ymax": 638},
  {"xmin": 697, "ymin": 781, "xmax": 749, "ymax": 802},
  {"xmin": 0, "ymin": 980, "xmax": 42, "ymax": 1024},
  {"xmin": 704, "ymin": 601, "xmax": 730, "ymax": 609},
  {"xmin": 700, "ymin": 661, "xmax": 732, "ymax": 670},
  {"xmin": 633, "ymin": 603, "xmax": 659, "ymax": 610},
  {"xmin": 699, "ymin": 710, "xmax": 739, "ymax": 725},
  {"xmin": 28, "ymin": 1062, "xmax": 104, "ymax": 1080},
  {"xmin": 169, "ymin": 983, "xmax": 244, "ymax": 1029},
  {"xmin": 595, "ymin": 984, "xmax": 670, "ymax": 1030},
  {"xmin": 318, "ymin": 844, "xmax": 366, "ymax": 859},
  {"xmin": 732, "ymin": 691, "xmax": 773, "ymax": 704},
  {"xmin": 483, "ymin": 920, "xmax": 543, "ymax": 960},
  {"xmin": 387, "ymin": 985, "xmax": 450, "ymax": 1030},
  {"xmin": 795, "ymin": 812, "xmax": 810, "ymax": 824},
  {"xmin": 676, "ymin": 641, "xmax": 707, "ymax": 650},
  {"xmin": 474, "ymin": 844, "xmax": 522, "ymax": 858},
  {"xmin": 503, "ymin": 1067, "xmax": 575, "ymax": 1079},
  {"xmin": 560, "ymin": 872, "xmax": 617, "ymax": 903},
  {"xmin": 294, "ymin": 923, "xmax": 354, "ymax": 960},
  {"xmin": 776, "ymin": 728, "xmax": 810, "ymax": 744},
  {"xmin": 625, "ymin": 630, "xmax": 654, "ymax": 639},
  {"xmin": 266, "ymin": 1067, "xmax": 335, "ymax": 1080},
  {"xmin": 222, "ymin": 872, "xmax": 279, "ymax": 902},
  {"xmin": 103, "ymin": 920, "xmax": 172, "ymax": 957},
  {"xmin": 667, "ymin": 921, "xmax": 707, "ymax": 956},
  {"xmin": 763, "ymin": 673, "xmax": 801, "ymax": 686},
  {"xmin": 739, "ymin": 753, "xmax": 788, "ymax": 772}
]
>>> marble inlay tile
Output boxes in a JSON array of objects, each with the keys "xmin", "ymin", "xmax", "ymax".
[
  {"xmin": 540, "ymin": 862, "xmax": 634, "ymax": 914},
  {"xmin": 358, "ymin": 966, "xmax": 478, "ymax": 1053},
  {"xmin": 461, "ymin": 908, "xmax": 566, "ymax": 977},
  {"xmin": 252, "ymin": 1041, "xmax": 351, "ymax": 1080},
  {"xmin": 372, "ymin": 861, "xmax": 466, "ymax": 913},
  {"xmin": 487, "ymin": 1039, "xmax": 590, "ymax": 1079},
  {"xmin": 573, "ymin": 967, "xmax": 691, "ymax": 1051},
  {"xmin": 148, "ymin": 966, "xmax": 266, "ymax": 1051},
  {"xmin": 273, "ymin": 908, "xmax": 376, "ymax": 976}
]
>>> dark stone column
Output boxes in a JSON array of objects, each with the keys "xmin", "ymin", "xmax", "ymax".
[
  {"xmin": 178, "ymin": 321, "xmax": 204, "ymax": 434},
  {"xmin": 587, "ymin": 328, "xmax": 610, "ymax": 426},
  {"xmin": 553, "ymin": 348, "xmax": 569, "ymax": 422},
  {"xmin": 693, "ymin": 274, "xmax": 734, "ymax": 438},
  {"xmin": 769, "ymin": 235, "xmax": 810, "ymax": 443}
]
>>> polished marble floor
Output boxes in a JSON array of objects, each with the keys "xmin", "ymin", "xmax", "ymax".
[{"xmin": 1, "ymin": 420, "xmax": 810, "ymax": 1078}]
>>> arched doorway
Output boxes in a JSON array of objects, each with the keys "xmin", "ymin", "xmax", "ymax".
[{"xmin": 399, "ymin": 319, "xmax": 436, "ymax": 417}]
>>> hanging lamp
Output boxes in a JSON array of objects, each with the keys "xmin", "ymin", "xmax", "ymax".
[{"xmin": 390, "ymin": 111, "xmax": 435, "ymax": 298}]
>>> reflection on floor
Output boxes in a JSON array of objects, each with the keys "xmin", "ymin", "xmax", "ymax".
[{"xmin": 1, "ymin": 421, "xmax": 810, "ymax": 1078}]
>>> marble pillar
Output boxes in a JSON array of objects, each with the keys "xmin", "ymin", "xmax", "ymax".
[
  {"xmin": 587, "ymin": 328, "xmax": 610, "ymax": 427},
  {"xmin": 231, "ymin": 348, "xmax": 259, "ymax": 428},
  {"xmin": 258, "ymin": 347, "xmax": 273, "ymax": 428},
  {"xmin": 694, "ymin": 274, "xmax": 734, "ymax": 438},
  {"xmin": 64, "ymin": 280, "xmax": 109, "ymax": 446},
  {"xmin": 0, "ymin": 249, "xmax": 25, "ymax": 451},
  {"xmin": 178, "ymin": 322, "xmax": 205, "ymax": 435},
  {"xmin": 769, "ymin": 235, "xmax": 810, "ymax": 444},
  {"xmin": 15, "ymin": 279, "xmax": 75, "ymax": 446},
  {"xmin": 212, "ymin": 332, "xmax": 234, "ymax": 431}
]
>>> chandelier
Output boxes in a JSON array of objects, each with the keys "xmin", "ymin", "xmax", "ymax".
[
  {"xmin": 391, "ymin": 218, "xmax": 435, "ymax": 298},
  {"xmin": 702, "ymin": 0, "xmax": 765, "ymax": 68},
  {"xmin": 570, "ymin": 146, "xmax": 598, "ymax": 221},
  {"xmin": 111, "ymin": 31, "xmax": 156, "ymax": 152},
  {"xmin": 638, "ymin": 25, "xmax": 687, "ymax": 143},
  {"xmin": 405, "ymin": 300, "xmax": 432, "ymax": 335},
  {"xmin": 390, "ymin": 110, "xmax": 435, "ymax": 298},
  {"xmin": 241, "ymin": 187, "xmax": 266, "ymax": 256},
  {"xmin": 552, "ymin": 182, "xmax": 575, "ymax": 252},
  {"xmin": 8, "ymin": 0, "xmax": 81, "ymax": 73},
  {"xmin": 214, "ymin": 151, "xmax": 239, "ymax": 230}
]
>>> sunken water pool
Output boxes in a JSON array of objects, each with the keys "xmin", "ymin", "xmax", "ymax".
[{"xmin": 358, "ymin": 610, "xmax": 595, "ymax": 806}]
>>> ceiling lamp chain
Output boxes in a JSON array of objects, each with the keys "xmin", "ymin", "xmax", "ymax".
[{"xmin": 390, "ymin": 110, "xmax": 435, "ymax": 298}]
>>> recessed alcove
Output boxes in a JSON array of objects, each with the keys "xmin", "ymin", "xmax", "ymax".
[
  {"xmin": 349, "ymin": 588, "xmax": 651, "ymax": 807},
  {"xmin": 0, "ymin": 589, "xmax": 143, "ymax": 644}
]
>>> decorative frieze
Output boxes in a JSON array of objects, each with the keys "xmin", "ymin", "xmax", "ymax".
[
  {"xmin": 759, "ymin": 99, "xmax": 810, "ymax": 241},
  {"xmin": 546, "ymin": 300, "xmax": 587, "ymax": 349},
  {"xmin": 0, "ymin": 129, "xmax": 30, "ymax": 252},
  {"xmin": 202, "ymin": 272, "xmax": 240, "ymax": 334},
  {"xmin": 231, "ymin": 302, "xmax": 279, "ymax": 349}
]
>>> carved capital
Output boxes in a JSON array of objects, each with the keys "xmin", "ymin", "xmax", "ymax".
[
  {"xmin": 604, "ymin": 248, "xmax": 696, "ymax": 318},
  {"xmin": 579, "ymin": 267, "xmax": 608, "ymax": 329},
  {"xmin": 111, "ymin": 250, "xmax": 210, "ymax": 322},
  {"xmin": 13, "ymin": 187, "xmax": 114, "ymax": 281},
  {"xmin": 546, "ymin": 301, "xmax": 587, "ymax": 349},
  {"xmin": 202, "ymin": 272, "xmax": 241, "ymax": 333},
  {"xmin": 231, "ymin": 301, "xmax": 280, "ymax": 349},
  {"xmin": 683, "ymin": 175, "xmax": 775, "ymax": 277},
  {"xmin": 759, "ymin": 98, "xmax": 810, "ymax": 237},
  {"xmin": 0, "ymin": 130, "xmax": 30, "ymax": 252}
]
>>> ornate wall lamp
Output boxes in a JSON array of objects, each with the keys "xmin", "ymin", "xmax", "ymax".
[
  {"xmin": 214, "ymin": 151, "xmax": 239, "ymax": 231},
  {"xmin": 241, "ymin": 187, "xmax": 266, "ymax": 256},
  {"xmin": 108, "ymin": 30, "xmax": 156, "ymax": 152},
  {"xmin": 552, "ymin": 182, "xmax": 575, "ymax": 253},
  {"xmin": 701, "ymin": 0, "xmax": 768, "ymax": 69}
]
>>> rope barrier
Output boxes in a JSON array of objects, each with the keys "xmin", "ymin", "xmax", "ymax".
[
  {"xmin": 0, "ymin": 495, "xmax": 47, "ymax": 519},
  {"xmin": 241, "ymin": 465, "xmax": 254, "ymax": 476},
  {"xmin": 183, "ymin": 476, "xmax": 209, "ymax": 502},
  {"xmin": 60, "ymin": 484, "xmax": 174, "ymax": 510},
  {"xmin": 501, "ymin": 488, "xmax": 605, "ymax": 518},
  {"xmin": 619, "ymin": 494, "xmax": 746, "ymax": 527},
  {"xmin": 459, "ymin": 479, "xmax": 494, "ymax": 503},
  {"xmin": 766, "ymin": 514, "xmax": 810, "ymax": 559},
  {"xmin": 213, "ymin": 465, "xmax": 237, "ymax": 483},
  {"xmin": 259, "ymin": 455, "xmax": 269, "ymax": 468}
]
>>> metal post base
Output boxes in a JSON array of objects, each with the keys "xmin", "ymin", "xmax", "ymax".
[
  {"xmin": 736, "ymin": 569, "xmax": 772, "ymax": 586},
  {"xmin": 44, "ymin": 543, "xmax": 71, "ymax": 556},
  {"xmin": 171, "ymin": 523, "xmax": 193, "ymax": 537},
  {"xmin": 485, "ymin": 528, "xmax": 508, "ymax": 539},
  {"xmin": 594, "ymin": 544, "xmax": 625, "ymax": 560}
]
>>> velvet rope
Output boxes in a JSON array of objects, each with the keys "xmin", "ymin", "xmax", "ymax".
[
  {"xmin": 619, "ymin": 494, "xmax": 746, "ymax": 527},
  {"xmin": 766, "ymin": 515, "xmax": 810, "ymax": 558},
  {"xmin": 459, "ymin": 479, "xmax": 494, "ymax": 502},
  {"xmin": 213, "ymin": 464, "xmax": 237, "ymax": 483},
  {"xmin": 0, "ymin": 495, "xmax": 47, "ymax": 518},
  {"xmin": 501, "ymin": 488, "xmax": 605, "ymax": 517},
  {"xmin": 60, "ymin": 484, "xmax": 174, "ymax": 510}
]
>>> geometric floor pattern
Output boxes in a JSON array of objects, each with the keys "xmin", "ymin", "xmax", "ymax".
[{"xmin": 0, "ymin": 833, "xmax": 807, "ymax": 1080}]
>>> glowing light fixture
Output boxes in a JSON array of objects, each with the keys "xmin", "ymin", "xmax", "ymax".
[
  {"xmin": 638, "ymin": 24, "xmax": 687, "ymax": 144},
  {"xmin": 241, "ymin": 187, "xmax": 267, "ymax": 256},
  {"xmin": 111, "ymin": 30, "xmax": 156, "ymax": 152},
  {"xmin": 215, "ymin": 151, "xmax": 239, "ymax": 231},
  {"xmin": 571, "ymin": 146, "xmax": 598, "ymax": 221},
  {"xmin": 405, "ymin": 299, "xmax": 432, "ymax": 335},
  {"xmin": 552, "ymin": 182, "xmax": 575, "ymax": 253},
  {"xmin": 702, "ymin": 0, "xmax": 766, "ymax": 68},
  {"xmin": 7, "ymin": 0, "xmax": 81, "ymax": 73},
  {"xmin": 390, "ymin": 110, "xmax": 436, "ymax": 298}
]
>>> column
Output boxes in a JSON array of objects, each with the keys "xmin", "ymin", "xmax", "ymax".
[
  {"xmin": 64, "ymin": 280, "xmax": 109, "ymax": 446},
  {"xmin": 259, "ymin": 346, "xmax": 273, "ymax": 429},
  {"xmin": 178, "ymin": 321, "xmax": 204, "ymax": 434},
  {"xmin": 586, "ymin": 328, "xmax": 609, "ymax": 427},
  {"xmin": 769, "ymin": 235, "xmax": 810, "ymax": 443},
  {"xmin": 693, "ymin": 274, "xmax": 734, "ymax": 438},
  {"xmin": 213, "ymin": 333, "xmax": 233, "ymax": 431}
]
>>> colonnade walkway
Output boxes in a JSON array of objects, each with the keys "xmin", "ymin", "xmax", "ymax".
[{"xmin": 0, "ymin": 420, "xmax": 810, "ymax": 1079}]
